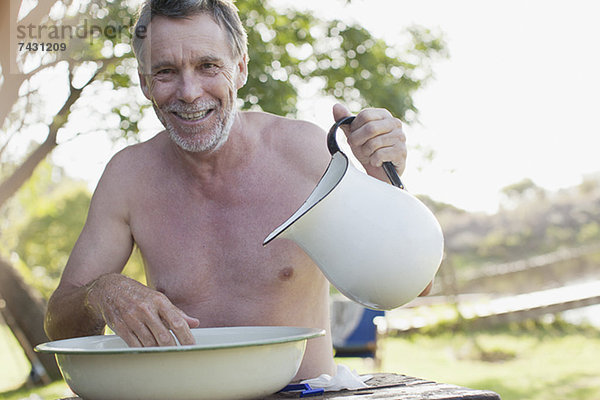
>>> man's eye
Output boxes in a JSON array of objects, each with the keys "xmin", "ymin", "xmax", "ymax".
[
  {"xmin": 156, "ymin": 69, "xmax": 174, "ymax": 75},
  {"xmin": 202, "ymin": 63, "xmax": 218, "ymax": 70}
]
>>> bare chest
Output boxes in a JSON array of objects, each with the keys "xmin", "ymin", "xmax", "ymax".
[{"xmin": 127, "ymin": 162, "xmax": 323, "ymax": 318}]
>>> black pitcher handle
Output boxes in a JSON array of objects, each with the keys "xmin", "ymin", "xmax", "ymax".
[{"xmin": 327, "ymin": 116, "xmax": 405, "ymax": 190}]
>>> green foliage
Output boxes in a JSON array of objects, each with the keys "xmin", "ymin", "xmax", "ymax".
[
  {"xmin": 0, "ymin": 160, "xmax": 145, "ymax": 298},
  {"xmin": 0, "ymin": 161, "xmax": 90, "ymax": 297},
  {"xmin": 430, "ymin": 174, "xmax": 600, "ymax": 272},
  {"xmin": 500, "ymin": 178, "xmax": 546, "ymax": 208},
  {"xmin": 578, "ymin": 222, "xmax": 600, "ymax": 243},
  {"xmin": 14, "ymin": 185, "xmax": 90, "ymax": 297},
  {"xmin": 237, "ymin": 0, "xmax": 446, "ymax": 119}
]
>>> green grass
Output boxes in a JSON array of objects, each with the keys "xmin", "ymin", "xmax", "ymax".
[
  {"xmin": 0, "ymin": 325, "xmax": 31, "ymax": 392},
  {"xmin": 2, "ymin": 321, "xmax": 599, "ymax": 400},
  {"xmin": 0, "ymin": 324, "xmax": 72, "ymax": 400},
  {"xmin": 341, "ymin": 322, "xmax": 600, "ymax": 400},
  {"xmin": 0, "ymin": 381, "xmax": 71, "ymax": 400}
]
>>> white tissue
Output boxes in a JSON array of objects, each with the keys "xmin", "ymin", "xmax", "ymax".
[{"xmin": 300, "ymin": 364, "xmax": 372, "ymax": 391}]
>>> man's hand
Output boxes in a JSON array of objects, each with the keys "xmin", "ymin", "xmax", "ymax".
[
  {"xmin": 333, "ymin": 103, "xmax": 407, "ymax": 181},
  {"xmin": 85, "ymin": 273, "xmax": 200, "ymax": 347}
]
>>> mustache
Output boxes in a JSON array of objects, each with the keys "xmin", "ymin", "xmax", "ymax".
[{"xmin": 160, "ymin": 100, "xmax": 219, "ymax": 113}]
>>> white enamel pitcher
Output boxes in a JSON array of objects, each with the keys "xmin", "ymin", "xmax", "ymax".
[{"xmin": 263, "ymin": 116, "xmax": 444, "ymax": 310}]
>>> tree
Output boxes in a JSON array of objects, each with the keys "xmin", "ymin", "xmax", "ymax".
[
  {"xmin": 500, "ymin": 178, "xmax": 546, "ymax": 208},
  {"xmin": 0, "ymin": 0, "xmax": 446, "ymax": 384},
  {"xmin": 237, "ymin": 0, "xmax": 446, "ymax": 118}
]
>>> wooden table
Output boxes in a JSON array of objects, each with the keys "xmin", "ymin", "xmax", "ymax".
[
  {"xmin": 61, "ymin": 373, "xmax": 501, "ymax": 399},
  {"xmin": 266, "ymin": 373, "xmax": 501, "ymax": 399}
]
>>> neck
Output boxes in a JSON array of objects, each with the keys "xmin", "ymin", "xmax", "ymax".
[{"xmin": 167, "ymin": 112, "xmax": 254, "ymax": 182}]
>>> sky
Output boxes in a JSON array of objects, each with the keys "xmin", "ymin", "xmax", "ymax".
[{"xmin": 52, "ymin": 0, "xmax": 600, "ymax": 213}]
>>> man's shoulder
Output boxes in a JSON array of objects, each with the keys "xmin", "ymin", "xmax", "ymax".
[
  {"xmin": 106, "ymin": 133, "xmax": 165, "ymax": 169},
  {"xmin": 243, "ymin": 110, "xmax": 320, "ymax": 130},
  {"xmin": 97, "ymin": 132, "xmax": 167, "ymax": 190},
  {"xmin": 243, "ymin": 111, "xmax": 325, "ymax": 148},
  {"xmin": 242, "ymin": 111, "xmax": 330, "ymax": 177}
]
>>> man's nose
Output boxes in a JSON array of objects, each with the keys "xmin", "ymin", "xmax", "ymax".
[{"xmin": 177, "ymin": 70, "xmax": 204, "ymax": 103}]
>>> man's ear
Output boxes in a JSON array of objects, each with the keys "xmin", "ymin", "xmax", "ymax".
[
  {"xmin": 139, "ymin": 71, "xmax": 152, "ymax": 100},
  {"xmin": 235, "ymin": 54, "xmax": 248, "ymax": 90}
]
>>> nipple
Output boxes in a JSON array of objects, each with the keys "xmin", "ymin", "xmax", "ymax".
[{"xmin": 278, "ymin": 267, "xmax": 294, "ymax": 281}]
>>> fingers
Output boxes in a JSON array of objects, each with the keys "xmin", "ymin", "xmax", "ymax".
[
  {"xmin": 112, "ymin": 302, "xmax": 196, "ymax": 347},
  {"xmin": 332, "ymin": 103, "xmax": 353, "ymax": 136},
  {"xmin": 332, "ymin": 103, "xmax": 352, "ymax": 123},
  {"xmin": 158, "ymin": 306, "xmax": 197, "ymax": 346},
  {"xmin": 368, "ymin": 145, "xmax": 407, "ymax": 173},
  {"xmin": 183, "ymin": 312, "xmax": 201, "ymax": 329},
  {"xmin": 139, "ymin": 299, "xmax": 179, "ymax": 346},
  {"xmin": 104, "ymin": 295, "xmax": 174, "ymax": 347},
  {"xmin": 346, "ymin": 115, "xmax": 403, "ymax": 148},
  {"xmin": 90, "ymin": 274, "xmax": 197, "ymax": 348},
  {"xmin": 349, "ymin": 108, "xmax": 394, "ymax": 132},
  {"xmin": 114, "ymin": 297, "xmax": 196, "ymax": 347},
  {"xmin": 103, "ymin": 307, "xmax": 149, "ymax": 348},
  {"xmin": 337, "ymin": 106, "xmax": 407, "ymax": 172},
  {"xmin": 127, "ymin": 292, "xmax": 196, "ymax": 346}
]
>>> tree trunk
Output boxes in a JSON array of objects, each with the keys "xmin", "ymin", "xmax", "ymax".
[{"xmin": 0, "ymin": 257, "xmax": 62, "ymax": 381}]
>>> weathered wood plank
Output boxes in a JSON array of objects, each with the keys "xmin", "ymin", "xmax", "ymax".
[{"xmin": 264, "ymin": 373, "xmax": 501, "ymax": 399}]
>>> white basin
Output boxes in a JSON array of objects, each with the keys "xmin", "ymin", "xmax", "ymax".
[{"xmin": 35, "ymin": 326, "xmax": 324, "ymax": 400}]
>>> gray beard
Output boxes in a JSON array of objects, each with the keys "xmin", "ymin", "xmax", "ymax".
[{"xmin": 155, "ymin": 102, "xmax": 237, "ymax": 153}]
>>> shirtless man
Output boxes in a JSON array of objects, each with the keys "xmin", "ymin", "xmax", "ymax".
[{"xmin": 44, "ymin": 0, "xmax": 421, "ymax": 380}]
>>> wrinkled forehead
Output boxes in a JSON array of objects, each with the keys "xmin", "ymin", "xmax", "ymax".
[{"xmin": 137, "ymin": 13, "xmax": 235, "ymax": 74}]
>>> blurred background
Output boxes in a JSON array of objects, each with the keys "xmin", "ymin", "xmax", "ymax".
[{"xmin": 1, "ymin": 0, "xmax": 599, "ymax": 399}]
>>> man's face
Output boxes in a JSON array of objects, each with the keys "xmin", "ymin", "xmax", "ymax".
[{"xmin": 139, "ymin": 14, "xmax": 247, "ymax": 153}]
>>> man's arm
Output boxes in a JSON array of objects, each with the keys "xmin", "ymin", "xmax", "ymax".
[
  {"xmin": 45, "ymin": 154, "xmax": 137, "ymax": 340},
  {"xmin": 45, "ymin": 151, "xmax": 198, "ymax": 346}
]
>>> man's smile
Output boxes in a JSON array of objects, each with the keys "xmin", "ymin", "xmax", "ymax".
[{"xmin": 173, "ymin": 109, "xmax": 214, "ymax": 122}]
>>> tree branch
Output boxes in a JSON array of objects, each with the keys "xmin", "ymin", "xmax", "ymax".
[
  {"xmin": 18, "ymin": 0, "xmax": 58, "ymax": 27},
  {"xmin": 0, "ymin": 58, "xmax": 113, "ymax": 209},
  {"xmin": 23, "ymin": 57, "xmax": 67, "ymax": 80},
  {"xmin": 0, "ymin": 131, "xmax": 57, "ymax": 208}
]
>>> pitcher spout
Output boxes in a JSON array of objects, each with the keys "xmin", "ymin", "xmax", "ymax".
[{"xmin": 263, "ymin": 151, "xmax": 349, "ymax": 245}]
